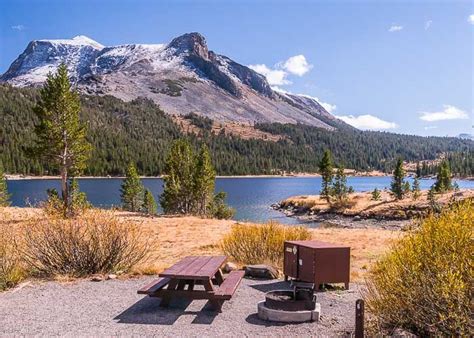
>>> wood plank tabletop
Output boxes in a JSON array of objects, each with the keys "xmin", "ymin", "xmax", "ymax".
[{"xmin": 159, "ymin": 256, "xmax": 227, "ymax": 280}]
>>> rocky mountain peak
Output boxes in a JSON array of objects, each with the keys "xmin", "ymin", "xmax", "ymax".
[
  {"xmin": 1, "ymin": 32, "xmax": 344, "ymax": 129},
  {"xmin": 167, "ymin": 32, "xmax": 209, "ymax": 60}
]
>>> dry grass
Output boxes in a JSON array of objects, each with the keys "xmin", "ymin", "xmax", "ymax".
[
  {"xmin": 1, "ymin": 207, "xmax": 399, "ymax": 284},
  {"xmin": 221, "ymin": 222, "xmax": 312, "ymax": 267}
]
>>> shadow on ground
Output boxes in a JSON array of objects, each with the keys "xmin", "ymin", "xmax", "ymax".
[
  {"xmin": 248, "ymin": 280, "xmax": 290, "ymax": 293},
  {"xmin": 114, "ymin": 296, "xmax": 219, "ymax": 325}
]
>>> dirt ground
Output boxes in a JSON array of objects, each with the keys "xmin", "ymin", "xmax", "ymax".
[{"xmin": 1, "ymin": 207, "xmax": 399, "ymax": 282}]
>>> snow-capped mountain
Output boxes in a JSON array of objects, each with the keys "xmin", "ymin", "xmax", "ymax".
[{"xmin": 1, "ymin": 32, "xmax": 345, "ymax": 129}]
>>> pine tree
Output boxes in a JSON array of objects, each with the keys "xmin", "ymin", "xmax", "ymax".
[
  {"xmin": 390, "ymin": 158, "xmax": 406, "ymax": 200},
  {"xmin": 0, "ymin": 163, "xmax": 11, "ymax": 207},
  {"xmin": 30, "ymin": 64, "xmax": 91, "ymax": 216},
  {"xmin": 428, "ymin": 186, "xmax": 440, "ymax": 212},
  {"xmin": 331, "ymin": 166, "xmax": 350, "ymax": 206},
  {"xmin": 371, "ymin": 188, "xmax": 381, "ymax": 201},
  {"xmin": 319, "ymin": 150, "xmax": 333, "ymax": 202},
  {"xmin": 412, "ymin": 177, "xmax": 421, "ymax": 200},
  {"xmin": 433, "ymin": 160, "xmax": 452, "ymax": 193},
  {"xmin": 120, "ymin": 163, "xmax": 144, "ymax": 212},
  {"xmin": 160, "ymin": 140, "xmax": 195, "ymax": 214},
  {"xmin": 68, "ymin": 178, "xmax": 90, "ymax": 215},
  {"xmin": 415, "ymin": 162, "xmax": 421, "ymax": 178},
  {"xmin": 142, "ymin": 189, "xmax": 157, "ymax": 215},
  {"xmin": 193, "ymin": 145, "xmax": 216, "ymax": 215}
]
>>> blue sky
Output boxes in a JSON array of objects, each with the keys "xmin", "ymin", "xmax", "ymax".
[{"xmin": 1, "ymin": 0, "xmax": 473, "ymax": 136}]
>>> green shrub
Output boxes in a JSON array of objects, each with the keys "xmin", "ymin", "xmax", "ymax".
[
  {"xmin": 209, "ymin": 192, "xmax": 235, "ymax": 220},
  {"xmin": 365, "ymin": 199, "xmax": 473, "ymax": 336},
  {"xmin": 221, "ymin": 222, "xmax": 311, "ymax": 267},
  {"xmin": 23, "ymin": 210, "xmax": 149, "ymax": 277}
]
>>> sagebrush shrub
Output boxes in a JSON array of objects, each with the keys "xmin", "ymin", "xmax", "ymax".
[
  {"xmin": 365, "ymin": 199, "xmax": 473, "ymax": 336},
  {"xmin": 23, "ymin": 210, "xmax": 149, "ymax": 277},
  {"xmin": 221, "ymin": 222, "xmax": 311, "ymax": 267},
  {"xmin": 0, "ymin": 224, "xmax": 24, "ymax": 290}
]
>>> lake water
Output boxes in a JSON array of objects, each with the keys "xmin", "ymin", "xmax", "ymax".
[{"xmin": 6, "ymin": 177, "xmax": 474, "ymax": 224}]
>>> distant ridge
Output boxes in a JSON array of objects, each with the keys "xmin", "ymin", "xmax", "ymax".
[{"xmin": 1, "ymin": 32, "xmax": 348, "ymax": 129}]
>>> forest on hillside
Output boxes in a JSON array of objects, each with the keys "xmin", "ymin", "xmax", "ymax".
[{"xmin": 1, "ymin": 84, "xmax": 473, "ymax": 176}]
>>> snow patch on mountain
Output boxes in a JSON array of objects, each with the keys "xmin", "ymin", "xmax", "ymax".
[{"xmin": 38, "ymin": 35, "xmax": 104, "ymax": 49}]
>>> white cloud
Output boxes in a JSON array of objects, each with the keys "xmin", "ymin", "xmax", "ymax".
[
  {"xmin": 249, "ymin": 54, "xmax": 313, "ymax": 86},
  {"xmin": 424, "ymin": 126, "xmax": 438, "ymax": 130},
  {"xmin": 248, "ymin": 64, "xmax": 291, "ymax": 86},
  {"xmin": 419, "ymin": 105, "xmax": 469, "ymax": 122},
  {"xmin": 281, "ymin": 55, "xmax": 313, "ymax": 76},
  {"xmin": 469, "ymin": 14, "xmax": 474, "ymax": 24},
  {"xmin": 388, "ymin": 25, "xmax": 403, "ymax": 32},
  {"xmin": 11, "ymin": 24, "xmax": 25, "ymax": 31},
  {"xmin": 335, "ymin": 114, "xmax": 397, "ymax": 130},
  {"xmin": 425, "ymin": 20, "xmax": 432, "ymax": 30}
]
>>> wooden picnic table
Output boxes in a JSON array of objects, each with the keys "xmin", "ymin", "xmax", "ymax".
[{"xmin": 138, "ymin": 256, "xmax": 244, "ymax": 311}]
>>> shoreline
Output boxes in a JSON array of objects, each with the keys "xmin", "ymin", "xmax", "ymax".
[
  {"xmin": 273, "ymin": 189, "xmax": 474, "ymax": 225},
  {"xmin": 6, "ymin": 173, "xmax": 473, "ymax": 181}
]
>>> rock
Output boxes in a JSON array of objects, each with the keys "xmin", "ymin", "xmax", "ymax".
[
  {"xmin": 244, "ymin": 264, "xmax": 279, "ymax": 279},
  {"xmin": 352, "ymin": 215, "xmax": 361, "ymax": 221},
  {"xmin": 106, "ymin": 274, "xmax": 117, "ymax": 280},
  {"xmin": 222, "ymin": 262, "xmax": 238, "ymax": 273},
  {"xmin": 90, "ymin": 275, "xmax": 103, "ymax": 282}
]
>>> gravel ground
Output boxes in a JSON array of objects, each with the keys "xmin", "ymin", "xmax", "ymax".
[{"xmin": 0, "ymin": 276, "xmax": 362, "ymax": 336}]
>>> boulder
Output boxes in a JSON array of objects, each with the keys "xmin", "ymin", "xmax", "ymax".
[
  {"xmin": 91, "ymin": 275, "xmax": 103, "ymax": 282},
  {"xmin": 244, "ymin": 264, "xmax": 279, "ymax": 279},
  {"xmin": 223, "ymin": 262, "xmax": 238, "ymax": 273},
  {"xmin": 106, "ymin": 274, "xmax": 117, "ymax": 280}
]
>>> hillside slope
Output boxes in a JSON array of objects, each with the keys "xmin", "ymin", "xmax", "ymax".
[{"xmin": 1, "ymin": 85, "xmax": 472, "ymax": 176}]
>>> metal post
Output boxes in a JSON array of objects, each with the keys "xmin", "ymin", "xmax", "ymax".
[{"xmin": 355, "ymin": 299, "xmax": 364, "ymax": 338}]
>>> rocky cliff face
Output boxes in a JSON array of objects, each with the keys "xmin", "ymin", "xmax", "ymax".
[{"xmin": 1, "ymin": 32, "xmax": 345, "ymax": 129}]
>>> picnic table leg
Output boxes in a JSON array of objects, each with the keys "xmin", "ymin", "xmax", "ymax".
[
  {"xmin": 203, "ymin": 279, "xmax": 223, "ymax": 312},
  {"xmin": 177, "ymin": 280, "xmax": 187, "ymax": 290},
  {"xmin": 214, "ymin": 269, "xmax": 224, "ymax": 286},
  {"xmin": 160, "ymin": 279, "xmax": 178, "ymax": 307},
  {"xmin": 188, "ymin": 280, "xmax": 195, "ymax": 291}
]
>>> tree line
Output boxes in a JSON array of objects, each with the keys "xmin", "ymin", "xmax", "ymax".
[{"xmin": 1, "ymin": 84, "xmax": 473, "ymax": 177}]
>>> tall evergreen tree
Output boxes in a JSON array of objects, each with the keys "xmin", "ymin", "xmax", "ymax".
[
  {"xmin": 412, "ymin": 176, "xmax": 421, "ymax": 200},
  {"xmin": 390, "ymin": 158, "xmax": 406, "ymax": 200},
  {"xmin": 433, "ymin": 160, "xmax": 452, "ymax": 193},
  {"xmin": 142, "ymin": 189, "xmax": 157, "ymax": 215},
  {"xmin": 331, "ymin": 166, "xmax": 350, "ymax": 205},
  {"xmin": 0, "ymin": 163, "xmax": 11, "ymax": 207},
  {"xmin": 160, "ymin": 140, "xmax": 195, "ymax": 214},
  {"xmin": 415, "ymin": 162, "xmax": 421, "ymax": 178},
  {"xmin": 120, "ymin": 163, "xmax": 144, "ymax": 212},
  {"xmin": 193, "ymin": 145, "xmax": 216, "ymax": 215},
  {"xmin": 30, "ymin": 64, "xmax": 91, "ymax": 216},
  {"xmin": 319, "ymin": 149, "xmax": 333, "ymax": 202}
]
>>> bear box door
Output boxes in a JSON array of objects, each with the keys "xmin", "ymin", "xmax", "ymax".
[
  {"xmin": 284, "ymin": 242, "xmax": 298, "ymax": 278},
  {"xmin": 298, "ymin": 245, "xmax": 315, "ymax": 283}
]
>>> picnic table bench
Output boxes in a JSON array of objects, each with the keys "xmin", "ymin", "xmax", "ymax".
[{"xmin": 138, "ymin": 256, "xmax": 244, "ymax": 311}]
